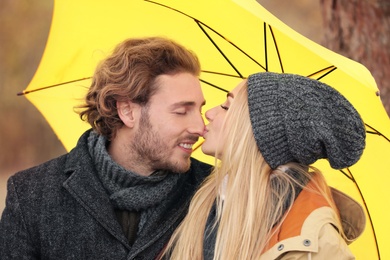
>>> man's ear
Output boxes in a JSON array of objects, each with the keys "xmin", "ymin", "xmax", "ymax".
[{"xmin": 117, "ymin": 100, "xmax": 141, "ymax": 128}]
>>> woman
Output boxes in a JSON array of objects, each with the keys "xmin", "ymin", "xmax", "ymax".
[{"xmin": 163, "ymin": 72, "xmax": 366, "ymax": 259}]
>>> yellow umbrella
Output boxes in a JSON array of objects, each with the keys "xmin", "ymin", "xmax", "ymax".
[{"xmin": 18, "ymin": 0, "xmax": 390, "ymax": 259}]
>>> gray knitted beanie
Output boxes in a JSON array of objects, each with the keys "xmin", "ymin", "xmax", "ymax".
[{"xmin": 247, "ymin": 72, "xmax": 366, "ymax": 170}]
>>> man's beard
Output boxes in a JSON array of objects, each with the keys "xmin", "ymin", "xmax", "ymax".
[{"xmin": 130, "ymin": 108, "xmax": 191, "ymax": 174}]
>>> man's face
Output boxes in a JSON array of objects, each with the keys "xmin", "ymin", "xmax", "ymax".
[{"xmin": 130, "ymin": 72, "xmax": 205, "ymax": 174}]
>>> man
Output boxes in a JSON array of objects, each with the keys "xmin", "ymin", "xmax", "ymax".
[{"xmin": 0, "ymin": 37, "xmax": 211, "ymax": 259}]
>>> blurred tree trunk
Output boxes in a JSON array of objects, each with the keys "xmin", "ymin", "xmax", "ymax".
[{"xmin": 320, "ymin": 0, "xmax": 390, "ymax": 117}]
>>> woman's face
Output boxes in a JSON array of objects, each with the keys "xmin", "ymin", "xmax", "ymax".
[{"xmin": 202, "ymin": 80, "xmax": 246, "ymax": 158}]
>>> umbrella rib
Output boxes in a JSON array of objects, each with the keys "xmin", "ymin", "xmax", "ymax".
[
  {"xmin": 17, "ymin": 77, "xmax": 91, "ymax": 96},
  {"xmin": 200, "ymin": 79, "xmax": 229, "ymax": 93},
  {"xmin": 263, "ymin": 23, "xmax": 268, "ymax": 71},
  {"xmin": 341, "ymin": 168, "xmax": 381, "ymax": 259},
  {"xmin": 196, "ymin": 21, "xmax": 267, "ymax": 72},
  {"xmin": 195, "ymin": 22, "xmax": 243, "ymax": 78},
  {"xmin": 338, "ymin": 169, "xmax": 353, "ymax": 181},
  {"xmin": 365, "ymin": 123, "xmax": 390, "ymax": 142},
  {"xmin": 201, "ymin": 70, "xmax": 244, "ymax": 79},
  {"xmin": 307, "ymin": 66, "xmax": 337, "ymax": 80},
  {"xmin": 267, "ymin": 24, "xmax": 284, "ymax": 73},
  {"xmin": 145, "ymin": 0, "xmax": 266, "ymax": 72}
]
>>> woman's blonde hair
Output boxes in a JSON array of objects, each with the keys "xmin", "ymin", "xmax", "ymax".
[{"xmin": 163, "ymin": 84, "xmax": 343, "ymax": 259}]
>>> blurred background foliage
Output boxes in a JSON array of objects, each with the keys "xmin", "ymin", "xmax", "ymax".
[{"xmin": 0, "ymin": 0, "xmax": 388, "ymax": 213}]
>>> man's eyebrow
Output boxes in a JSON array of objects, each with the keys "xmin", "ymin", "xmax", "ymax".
[{"xmin": 170, "ymin": 100, "xmax": 206, "ymax": 108}]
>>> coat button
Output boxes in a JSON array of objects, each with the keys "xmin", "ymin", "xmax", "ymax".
[
  {"xmin": 303, "ymin": 239, "xmax": 311, "ymax": 246},
  {"xmin": 277, "ymin": 244, "xmax": 284, "ymax": 251}
]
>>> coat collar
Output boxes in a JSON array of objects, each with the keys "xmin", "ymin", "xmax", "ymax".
[
  {"xmin": 61, "ymin": 130, "xmax": 211, "ymax": 257},
  {"xmin": 266, "ymin": 180, "xmax": 330, "ymax": 252},
  {"xmin": 62, "ymin": 130, "xmax": 131, "ymax": 249},
  {"xmin": 331, "ymin": 187, "xmax": 366, "ymax": 244},
  {"xmin": 264, "ymin": 181, "xmax": 365, "ymax": 256}
]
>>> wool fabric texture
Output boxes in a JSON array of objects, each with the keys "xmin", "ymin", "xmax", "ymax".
[
  {"xmin": 247, "ymin": 72, "xmax": 366, "ymax": 170},
  {"xmin": 87, "ymin": 131, "xmax": 180, "ymax": 211}
]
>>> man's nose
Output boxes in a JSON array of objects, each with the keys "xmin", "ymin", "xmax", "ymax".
[{"xmin": 188, "ymin": 113, "xmax": 205, "ymax": 136}]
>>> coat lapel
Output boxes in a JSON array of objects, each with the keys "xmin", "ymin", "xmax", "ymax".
[{"xmin": 62, "ymin": 141, "xmax": 131, "ymax": 249}]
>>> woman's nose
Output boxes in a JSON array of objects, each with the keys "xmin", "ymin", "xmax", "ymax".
[{"xmin": 205, "ymin": 106, "xmax": 217, "ymax": 122}]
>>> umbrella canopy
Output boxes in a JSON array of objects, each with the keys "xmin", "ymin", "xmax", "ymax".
[{"xmin": 18, "ymin": 0, "xmax": 390, "ymax": 259}]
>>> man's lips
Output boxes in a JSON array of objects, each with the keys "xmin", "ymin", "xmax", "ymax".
[
  {"xmin": 179, "ymin": 143, "xmax": 194, "ymax": 150},
  {"xmin": 178, "ymin": 142, "xmax": 196, "ymax": 154},
  {"xmin": 178, "ymin": 135, "xmax": 199, "ymax": 153}
]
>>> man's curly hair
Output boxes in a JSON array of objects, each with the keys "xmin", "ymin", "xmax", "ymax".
[{"xmin": 77, "ymin": 37, "xmax": 200, "ymax": 140}]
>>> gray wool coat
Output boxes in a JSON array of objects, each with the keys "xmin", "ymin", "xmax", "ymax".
[{"xmin": 0, "ymin": 130, "xmax": 211, "ymax": 260}]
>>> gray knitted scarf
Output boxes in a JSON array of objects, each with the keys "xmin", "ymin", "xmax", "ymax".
[{"xmin": 87, "ymin": 131, "xmax": 180, "ymax": 211}]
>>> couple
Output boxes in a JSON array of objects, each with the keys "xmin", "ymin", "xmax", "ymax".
[{"xmin": 0, "ymin": 37, "xmax": 365, "ymax": 259}]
